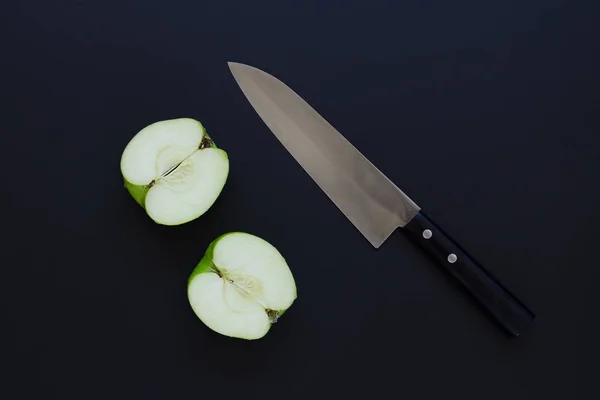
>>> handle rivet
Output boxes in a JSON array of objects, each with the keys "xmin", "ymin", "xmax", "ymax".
[
  {"xmin": 422, "ymin": 229, "xmax": 432, "ymax": 239},
  {"xmin": 447, "ymin": 253, "xmax": 458, "ymax": 263}
]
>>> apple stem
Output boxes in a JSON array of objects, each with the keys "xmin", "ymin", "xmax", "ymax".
[{"xmin": 210, "ymin": 264, "xmax": 222, "ymax": 277}]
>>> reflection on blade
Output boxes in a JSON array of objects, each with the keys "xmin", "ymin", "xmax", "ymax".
[{"xmin": 228, "ymin": 62, "xmax": 420, "ymax": 248}]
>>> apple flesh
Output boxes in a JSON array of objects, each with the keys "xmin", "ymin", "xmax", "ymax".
[
  {"xmin": 187, "ymin": 232, "xmax": 297, "ymax": 340},
  {"xmin": 120, "ymin": 118, "xmax": 229, "ymax": 225}
]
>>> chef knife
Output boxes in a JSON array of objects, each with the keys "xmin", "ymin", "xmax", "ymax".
[{"xmin": 227, "ymin": 61, "xmax": 535, "ymax": 337}]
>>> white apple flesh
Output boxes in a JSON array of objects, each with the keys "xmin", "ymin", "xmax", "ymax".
[
  {"xmin": 187, "ymin": 232, "xmax": 297, "ymax": 340},
  {"xmin": 120, "ymin": 118, "xmax": 229, "ymax": 225}
]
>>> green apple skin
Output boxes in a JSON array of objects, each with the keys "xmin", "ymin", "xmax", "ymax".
[
  {"xmin": 123, "ymin": 179, "xmax": 151, "ymax": 208},
  {"xmin": 188, "ymin": 233, "xmax": 221, "ymax": 280}
]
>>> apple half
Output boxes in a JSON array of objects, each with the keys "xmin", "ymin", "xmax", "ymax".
[
  {"xmin": 120, "ymin": 118, "xmax": 229, "ymax": 225},
  {"xmin": 187, "ymin": 232, "xmax": 297, "ymax": 340}
]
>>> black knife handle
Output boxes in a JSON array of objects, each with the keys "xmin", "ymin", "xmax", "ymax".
[{"xmin": 403, "ymin": 210, "xmax": 535, "ymax": 336}]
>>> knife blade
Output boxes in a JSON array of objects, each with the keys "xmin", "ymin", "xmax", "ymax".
[{"xmin": 228, "ymin": 61, "xmax": 535, "ymax": 337}]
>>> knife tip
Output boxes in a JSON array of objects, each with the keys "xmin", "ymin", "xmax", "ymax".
[
  {"xmin": 227, "ymin": 61, "xmax": 243, "ymax": 70},
  {"xmin": 227, "ymin": 61, "xmax": 263, "ymax": 76}
]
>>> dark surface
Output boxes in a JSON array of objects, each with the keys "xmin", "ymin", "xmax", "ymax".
[
  {"xmin": 2, "ymin": 1, "xmax": 598, "ymax": 399},
  {"xmin": 404, "ymin": 211, "xmax": 535, "ymax": 337}
]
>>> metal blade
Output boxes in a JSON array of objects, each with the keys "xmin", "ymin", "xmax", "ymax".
[{"xmin": 228, "ymin": 62, "xmax": 420, "ymax": 248}]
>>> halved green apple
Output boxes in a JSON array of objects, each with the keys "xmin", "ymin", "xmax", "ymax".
[
  {"xmin": 120, "ymin": 118, "xmax": 229, "ymax": 225},
  {"xmin": 187, "ymin": 232, "xmax": 297, "ymax": 340}
]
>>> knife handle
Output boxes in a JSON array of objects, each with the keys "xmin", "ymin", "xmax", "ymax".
[{"xmin": 403, "ymin": 210, "xmax": 535, "ymax": 337}]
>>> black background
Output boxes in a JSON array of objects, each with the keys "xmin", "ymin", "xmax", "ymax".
[{"xmin": 2, "ymin": 1, "xmax": 598, "ymax": 399}]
